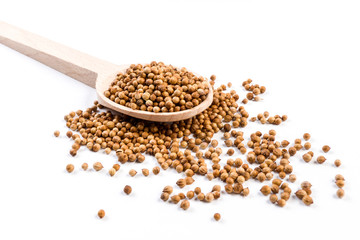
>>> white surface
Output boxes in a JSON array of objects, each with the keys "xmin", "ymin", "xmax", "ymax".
[{"xmin": 0, "ymin": 0, "xmax": 359, "ymax": 239}]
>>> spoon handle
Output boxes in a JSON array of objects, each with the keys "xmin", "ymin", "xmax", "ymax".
[{"xmin": 0, "ymin": 21, "xmax": 118, "ymax": 88}]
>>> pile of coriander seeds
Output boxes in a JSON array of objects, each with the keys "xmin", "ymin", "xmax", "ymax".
[
  {"xmin": 104, "ymin": 62, "xmax": 210, "ymax": 112},
  {"xmin": 56, "ymin": 61, "xmax": 345, "ymax": 221}
]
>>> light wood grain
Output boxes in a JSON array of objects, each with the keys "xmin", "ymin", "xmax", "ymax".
[{"xmin": 0, "ymin": 21, "xmax": 213, "ymax": 122}]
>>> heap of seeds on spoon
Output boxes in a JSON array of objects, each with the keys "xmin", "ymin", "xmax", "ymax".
[{"xmin": 55, "ymin": 61, "xmax": 345, "ymax": 220}]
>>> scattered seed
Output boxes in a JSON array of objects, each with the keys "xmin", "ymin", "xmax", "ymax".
[
  {"xmin": 66, "ymin": 164, "xmax": 74, "ymax": 173},
  {"xmin": 93, "ymin": 162, "xmax": 103, "ymax": 171},
  {"xmin": 81, "ymin": 163, "xmax": 88, "ymax": 171},
  {"xmin": 336, "ymin": 189, "xmax": 345, "ymax": 199},
  {"xmin": 322, "ymin": 145, "xmax": 331, "ymax": 153},
  {"xmin": 214, "ymin": 213, "xmax": 221, "ymax": 221},
  {"xmin": 334, "ymin": 159, "xmax": 341, "ymax": 167},
  {"xmin": 98, "ymin": 209, "xmax": 105, "ymax": 219},
  {"xmin": 54, "ymin": 130, "xmax": 60, "ymax": 137},
  {"xmin": 124, "ymin": 185, "xmax": 132, "ymax": 195}
]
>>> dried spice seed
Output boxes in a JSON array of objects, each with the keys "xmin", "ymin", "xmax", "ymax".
[
  {"xmin": 54, "ymin": 130, "xmax": 60, "ymax": 137},
  {"xmin": 124, "ymin": 185, "xmax": 132, "ymax": 195},
  {"xmin": 269, "ymin": 194, "xmax": 278, "ymax": 204},
  {"xmin": 334, "ymin": 159, "xmax": 341, "ymax": 167},
  {"xmin": 142, "ymin": 168, "xmax": 150, "ymax": 177},
  {"xmin": 214, "ymin": 213, "xmax": 221, "ymax": 221},
  {"xmin": 260, "ymin": 185, "xmax": 271, "ymax": 196},
  {"xmin": 289, "ymin": 174, "xmax": 297, "ymax": 183},
  {"xmin": 98, "ymin": 209, "xmax": 105, "ymax": 219},
  {"xmin": 152, "ymin": 166, "xmax": 160, "ymax": 175},
  {"xmin": 302, "ymin": 195, "xmax": 313, "ymax": 206},
  {"xmin": 129, "ymin": 169, "xmax": 137, "ymax": 177},
  {"xmin": 335, "ymin": 174, "xmax": 344, "ymax": 181},
  {"xmin": 336, "ymin": 180, "xmax": 345, "ymax": 188},
  {"xmin": 295, "ymin": 190, "xmax": 307, "ymax": 200},
  {"xmin": 81, "ymin": 163, "xmax": 88, "ymax": 171},
  {"xmin": 161, "ymin": 192, "xmax": 170, "ymax": 201},
  {"xmin": 322, "ymin": 145, "xmax": 331, "ymax": 153},
  {"xmin": 180, "ymin": 200, "xmax": 190, "ymax": 210},
  {"xmin": 66, "ymin": 164, "xmax": 74, "ymax": 173},
  {"xmin": 303, "ymin": 133, "xmax": 311, "ymax": 141},
  {"xmin": 277, "ymin": 199, "xmax": 286, "ymax": 207},
  {"xmin": 93, "ymin": 162, "xmax": 103, "ymax": 171},
  {"xmin": 163, "ymin": 186, "xmax": 173, "ymax": 194},
  {"xmin": 109, "ymin": 168, "xmax": 116, "ymax": 177},
  {"xmin": 316, "ymin": 156, "xmax": 326, "ymax": 164},
  {"xmin": 336, "ymin": 189, "xmax": 345, "ymax": 199}
]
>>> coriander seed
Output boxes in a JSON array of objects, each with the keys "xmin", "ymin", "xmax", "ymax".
[
  {"xmin": 180, "ymin": 200, "xmax": 190, "ymax": 210},
  {"xmin": 336, "ymin": 189, "xmax": 345, "ymax": 199},
  {"xmin": 66, "ymin": 164, "xmax": 74, "ymax": 173},
  {"xmin": 322, "ymin": 145, "xmax": 331, "ymax": 153},
  {"xmin": 129, "ymin": 169, "xmax": 137, "ymax": 177},
  {"xmin": 269, "ymin": 194, "xmax": 278, "ymax": 204},
  {"xmin": 109, "ymin": 168, "xmax": 116, "ymax": 177},
  {"xmin": 93, "ymin": 162, "xmax": 103, "ymax": 171},
  {"xmin": 214, "ymin": 213, "xmax": 221, "ymax": 221},
  {"xmin": 81, "ymin": 163, "xmax": 88, "ymax": 171},
  {"xmin": 54, "ymin": 130, "xmax": 60, "ymax": 137},
  {"xmin": 124, "ymin": 185, "xmax": 132, "ymax": 195},
  {"xmin": 152, "ymin": 166, "xmax": 160, "ymax": 175},
  {"xmin": 302, "ymin": 195, "xmax": 313, "ymax": 206},
  {"xmin": 98, "ymin": 209, "xmax": 105, "ymax": 219},
  {"xmin": 334, "ymin": 159, "xmax": 341, "ymax": 167},
  {"xmin": 142, "ymin": 168, "xmax": 150, "ymax": 177}
]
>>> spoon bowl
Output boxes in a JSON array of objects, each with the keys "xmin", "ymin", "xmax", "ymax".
[{"xmin": 0, "ymin": 21, "xmax": 213, "ymax": 122}]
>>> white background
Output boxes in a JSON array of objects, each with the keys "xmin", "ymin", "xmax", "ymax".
[{"xmin": 0, "ymin": 0, "xmax": 359, "ymax": 239}]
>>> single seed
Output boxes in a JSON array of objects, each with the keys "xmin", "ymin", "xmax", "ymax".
[
  {"xmin": 336, "ymin": 180, "xmax": 345, "ymax": 188},
  {"xmin": 197, "ymin": 193, "xmax": 205, "ymax": 201},
  {"xmin": 214, "ymin": 213, "xmax": 221, "ymax": 221},
  {"xmin": 163, "ymin": 186, "xmax": 173, "ymax": 194},
  {"xmin": 277, "ymin": 199, "xmax": 286, "ymax": 207},
  {"xmin": 161, "ymin": 192, "xmax": 169, "ymax": 201},
  {"xmin": 316, "ymin": 156, "xmax": 326, "ymax": 164},
  {"xmin": 178, "ymin": 193, "xmax": 186, "ymax": 200},
  {"xmin": 322, "ymin": 145, "xmax": 331, "ymax": 153},
  {"xmin": 260, "ymin": 185, "xmax": 271, "ymax": 196},
  {"xmin": 109, "ymin": 168, "xmax": 116, "ymax": 177},
  {"xmin": 336, "ymin": 189, "xmax": 345, "ymax": 198},
  {"xmin": 112, "ymin": 164, "xmax": 120, "ymax": 171},
  {"xmin": 66, "ymin": 164, "xmax": 74, "ymax": 173},
  {"xmin": 334, "ymin": 159, "xmax": 341, "ymax": 167},
  {"xmin": 54, "ymin": 130, "xmax": 60, "ymax": 137},
  {"xmin": 180, "ymin": 200, "xmax": 190, "ymax": 210},
  {"xmin": 335, "ymin": 174, "xmax": 344, "ymax": 181},
  {"xmin": 152, "ymin": 166, "xmax": 160, "ymax": 175},
  {"xmin": 302, "ymin": 195, "xmax": 313, "ymax": 206},
  {"xmin": 66, "ymin": 131, "xmax": 73, "ymax": 138},
  {"xmin": 98, "ymin": 209, "xmax": 105, "ymax": 219},
  {"xmin": 93, "ymin": 162, "xmax": 103, "ymax": 171},
  {"xmin": 295, "ymin": 190, "xmax": 307, "ymax": 200},
  {"xmin": 205, "ymin": 193, "xmax": 215, "ymax": 202},
  {"xmin": 129, "ymin": 169, "xmax": 137, "ymax": 177},
  {"xmin": 301, "ymin": 181, "xmax": 312, "ymax": 189},
  {"xmin": 269, "ymin": 194, "xmax": 278, "ymax": 204},
  {"xmin": 303, "ymin": 133, "xmax": 311, "ymax": 141},
  {"xmin": 171, "ymin": 195, "xmax": 181, "ymax": 204},
  {"xmin": 81, "ymin": 163, "xmax": 88, "ymax": 171},
  {"xmin": 289, "ymin": 174, "xmax": 297, "ymax": 183},
  {"xmin": 142, "ymin": 168, "xmax": 150, "ymax": 176},
  {"xmin": 241, "ymin": 187, "xmax": 250, "ymax": 197},
  {"xmin": 124, "ymin": 185, "xmax": 132, "ymax": 195},
  {"xmin": 187, "ymin": 191, "xmax": 195, "ymax": 199}
]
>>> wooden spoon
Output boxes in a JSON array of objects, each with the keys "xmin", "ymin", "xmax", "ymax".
[{"xmin": 0, "ymin": 21, "xmax": 213, "ymax": 122}]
